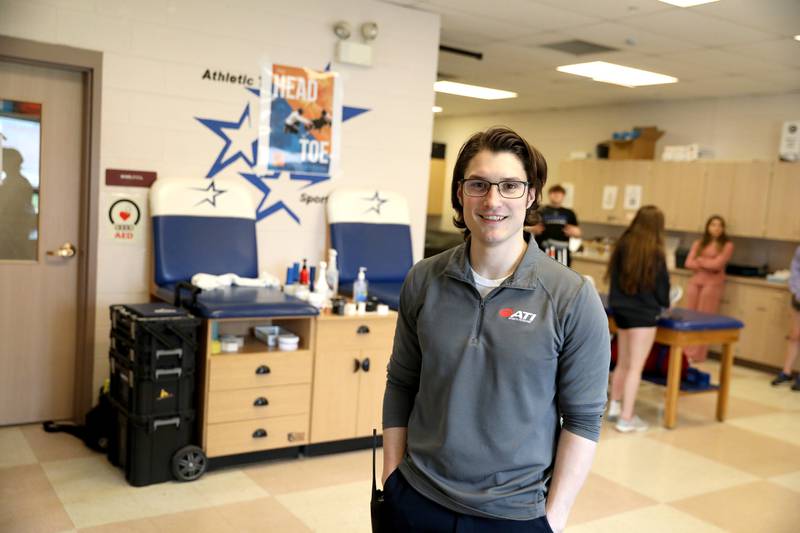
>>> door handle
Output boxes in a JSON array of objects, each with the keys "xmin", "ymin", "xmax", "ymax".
[
  {"xmin": 357, "ymin": 325, "xmax": 370, "ymax": 335},
  {"xmin": 253, "ymin": 397, "xmax": 269, "ymax": 407},
  {"xmin": 361, "ymin": 357, "xmax": 371, "ymax": 372},
  {"xmin": 255, "ymin": 365, "xmax": 271, "ymax": 375},
  {"xmin": 46, "ymin": 242, "xmax": 76, "ymax": 258},
  {"xmin": 354, "ymin": 358, "xmax": 362, "ymax": 372},
  {"xmin": 252, "ymin": 428, "xmax": 268, "ymax": 438}
]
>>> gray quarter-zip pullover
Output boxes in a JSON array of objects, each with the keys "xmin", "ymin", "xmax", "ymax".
[{"xmin": 383, "ymin": 236, "xmax": 610, "ymax": 520}]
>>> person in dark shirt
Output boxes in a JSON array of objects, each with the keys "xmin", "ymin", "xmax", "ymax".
[
  {"xmin": 529, "ymin": 184, "xmax": 580, "ymax": 264},
  {"xmin": 604, "ymin": 205, "xmax": 670, "ymax": 433}
]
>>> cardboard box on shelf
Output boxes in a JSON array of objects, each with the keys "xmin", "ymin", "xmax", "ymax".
[{"xmin": 609, "ymin": 126, "xmax": 664, "ymax": 160}]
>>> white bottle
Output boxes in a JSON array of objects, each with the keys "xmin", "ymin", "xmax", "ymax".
[
  {"xmin": 326, "ymin": 249, "xmax": 339, "ymax": 296},
  {"xmin": 315, "ymin": 260, "xmax": 330, "ymax": 300},
  {"xmin": 353, "ymin": 266, "xmax": 368, "ymax": 303}
]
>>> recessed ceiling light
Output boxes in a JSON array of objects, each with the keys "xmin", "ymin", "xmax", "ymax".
[
  {"xmin": 794, "ymin": 35, "xmax": 800, "ymax": 41},
  {"xmin": 556, "ymin": 61, "xmax": 678, "ymax": 87},
  {"xmin": 434, "ymin": 81, "xmax": 517, "ymax": 100},
  {"xmin": 657, "ymin": 0, "xmax": 720, "ymax": 7},
  {"xmin": 433, "ymin": 106, "xmax": 443, "ymax": 113}
]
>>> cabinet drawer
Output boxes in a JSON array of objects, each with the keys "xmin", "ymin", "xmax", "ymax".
[
  {"xmin": 207, "ymin": 384, "xmax": 311, "ymax": 424},
  {"xmin": 316, "ymin": 319, "xmax": 395, "ymax": 351},
  {"xmin": 205, "ymin": 414, "xmax": 309, "ymax": 457},
  {"xmin": 209, "ymin": 351, "xmax": 311, "ymax": 391}
]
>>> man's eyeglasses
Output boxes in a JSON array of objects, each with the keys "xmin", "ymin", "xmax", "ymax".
[{"xmin": 461, "ymin": 178, "xmax": 529, "ymax": 199}]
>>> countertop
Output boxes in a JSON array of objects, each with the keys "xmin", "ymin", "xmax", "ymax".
[{"xmin": 571, "ymin": 253, "xmax": 789, "ymax": 291}]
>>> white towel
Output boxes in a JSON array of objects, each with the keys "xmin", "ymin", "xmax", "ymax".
[{"xmin": 191, "ymin": 272, "xmax": 281, "ymax": 291}]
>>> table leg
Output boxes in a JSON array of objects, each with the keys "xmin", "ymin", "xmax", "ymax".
[
  {"xmin": 716, "ymin": 343, "xmax": 734, "ymax": 421},
  {"xmin": 664, "ymin": 345, "xmax": 683, "ymax": 429}
]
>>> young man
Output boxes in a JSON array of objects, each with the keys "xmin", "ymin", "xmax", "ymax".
[
  {"xmin": 382, "ymin": 127, "xmax": 610, "ymax": 532},
  {"xmin": 530, "ymin": 184, "xmax": 580, "ymax": 264}
]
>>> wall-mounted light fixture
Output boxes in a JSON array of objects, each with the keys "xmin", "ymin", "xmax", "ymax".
[{"xmin": 333, "ymin": 20, "xmax": 377, "ymax": 67}]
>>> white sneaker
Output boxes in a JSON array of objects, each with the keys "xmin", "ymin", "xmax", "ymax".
[
  {"xmin": 606, "ymin": 400, "xmax": 621, "ymax": 421},
  {"xmin": 615, "ymin": 415, "xmax": 649, "ymax": 433}
]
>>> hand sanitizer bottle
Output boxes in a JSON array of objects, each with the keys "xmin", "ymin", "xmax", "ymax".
[
  {"xmin": 326, "ymin": 249, "xmax": 339, "ymax": 296},
  {"xmin": 353, "ymin": 266, "xmax": 368, "ymax": 303}
]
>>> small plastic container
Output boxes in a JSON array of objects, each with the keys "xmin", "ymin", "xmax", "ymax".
[
  {"xmin": 220, "ymin": 335, "xmax": 240, "ymax": 353},
  {"xmin": 278, "ymin": 333, "xmax": 300, "ymax": 351}
]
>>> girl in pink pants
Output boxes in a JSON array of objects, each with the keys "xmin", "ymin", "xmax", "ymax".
[{"xmin": 684, "ymin": 215, "xmax": 734, "ymax": 362}]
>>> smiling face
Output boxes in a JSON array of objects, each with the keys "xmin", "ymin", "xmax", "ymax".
[{"xmin": 457, "ymin": 150, "xmax": 534, "ymax": 250}]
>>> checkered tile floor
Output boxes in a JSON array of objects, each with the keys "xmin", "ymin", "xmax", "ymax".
[{"xmin": 2, "ymin": 360, "xmax": 799, "ymax": 532}]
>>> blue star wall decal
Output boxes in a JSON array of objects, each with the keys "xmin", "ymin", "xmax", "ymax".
[
  {"xmin": 196, "ymin": 105, "xmax": 258, "ymax": 178},
  {"xmin": 363, "ymin": 191, "xmax": 388, "ymax": 215},
  {"xmin": 239, "ymin": 171, "xmax": 300, "ymax": 223},
  {"xmin": 192, "ymin": 180, "xmax": 227, "ymax": 207},
  {"xmin": 197, "ymin": 67, "xmax": 370, "ymax": 224}
]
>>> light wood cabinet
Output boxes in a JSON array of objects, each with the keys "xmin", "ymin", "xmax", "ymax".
[
  {"xmin": 649, "ymin": 162, "xmax": 707, "ymax": 232},
  {"xmin": 766, "ymin": 163, "xmax": 800, "ymax": 241},
  {"xmin": 199, "ymin": 317, "xmax": 314, "ymax": 458},
  {"xmin": 562, "ymin": 160, "xmax": 797, "ymax": 241},
  {"xmin": 310, "ymin": 313, "xmax": 396, "ymax": 443},
  {"xmin": 570, "ymin": 257, "xmax": 610, "ymax": 294}
]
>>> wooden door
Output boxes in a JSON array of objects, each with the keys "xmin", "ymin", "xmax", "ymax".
[
  {"xmin": 0, "ymin": 60, "xmax": 84, "ymax": 424},
  {"xmin": 355, "ymin": 348, "xmax": 392, "ymax": 437},
  {"xmin": 310, "ymin": 349, "xmax": 359, "ymax": 442},
  {"xmin": 649, "ymin": 162, "xmax": 706, "ymax": 232},
  {"xmin": 765, "ymin": 163, "xmax": 800, "ymax": 241},
  {"xmin": 727, "ymin": 162, "xmax": 771, "ymax": 238}
]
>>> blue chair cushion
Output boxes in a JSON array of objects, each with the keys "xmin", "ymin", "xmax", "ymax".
[
  {"xmin": 156, "ymin": 284, "xmax": 318, "ymax": 319},
  {"xmin": 153, "ymin": 216, "xmax": 257, "ymax": 286},
  {"xmin": 599, "ymin": 294, "xmax": 743, "ymax": 331},
  {"xmin": 330, "ymin": 222, "xmax": 412, "ymax": 285}
]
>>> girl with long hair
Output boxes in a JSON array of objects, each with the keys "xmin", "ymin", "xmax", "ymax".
[
  {"xmin": 683, "ymin": 215, "xmax": 734, "ymax": 362},
  {"xmin": 605, "ymin": 205, "xmax": 670, "ymax": 432}
]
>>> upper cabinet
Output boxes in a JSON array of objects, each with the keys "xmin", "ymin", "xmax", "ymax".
[
  {"xmin": 765, "ymin": 163, "xmax": 800, "ymax": 241},
  {"xmin": 560, "ymin": 160, "xmax": 798, "ymax": 242}
]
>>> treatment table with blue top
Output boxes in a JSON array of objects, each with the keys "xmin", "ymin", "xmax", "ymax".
[{"xmin": 600, "ymin": 294, "xmax": 744, "ymax": 429}]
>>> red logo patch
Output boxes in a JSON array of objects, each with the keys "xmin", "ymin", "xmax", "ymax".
[
  {"xmin": 119, "ymin": 211, "xmax": 131, "ymax": 221},
  {"xmin": 499, "ymin": 308, "xmax": 513, "ymax": 318}
]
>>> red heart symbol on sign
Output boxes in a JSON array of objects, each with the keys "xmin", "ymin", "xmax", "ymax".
[{"xmin": 120, "ymin": 211, "xmax": 131, "ymax": 221}]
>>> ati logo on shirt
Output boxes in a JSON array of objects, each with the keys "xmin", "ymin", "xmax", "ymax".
[{"xmin": 499, "ymin": 307, "xmax": 537, "ymax": 323}]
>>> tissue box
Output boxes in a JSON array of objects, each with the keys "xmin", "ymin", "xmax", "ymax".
[{"xmin": 609, "ymin": 126, "xmax": 664, "ymax": 160}]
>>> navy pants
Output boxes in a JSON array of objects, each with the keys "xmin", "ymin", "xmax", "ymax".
[{"xmin": 382, "ymin": 470, "xmax": 554, "ymax": 533}]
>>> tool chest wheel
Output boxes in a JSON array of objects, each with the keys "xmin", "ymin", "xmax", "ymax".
[{"xmin": 172, "ymin": 445, "xmax": 207, "ymax": 482}]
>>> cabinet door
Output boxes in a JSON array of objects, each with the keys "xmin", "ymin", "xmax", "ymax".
[
  {"xmin": 355, "ymin": 348, "xmax": 392, "ymax": 438},
  {"xmin": 614, "ymin": 160, "xmax": 652, "ymax": 225},
  {"xmin": 702, "ymin": 162, "xmax": 734, "ymax": 227},
  {"xmin": 765, "ymin": 163, "xmax": 800, "ymax": 241},
  {"xmin": 727, "ymin": 162, "xmax": 771, "ymax": 238},
  {"xmin": 310, "ymin": 349, "xmax": 359, "ymax": 443},
  {"xmin": 570, "ymin": 259, "xmax": 609, "ymax": 294},
  {"xmin": 561, "ymin": 160, "xmax": 601, "ymax": 223},
  {"xmin": 649, "ymin": 162, "xmax": 706, "ymax": 232}
]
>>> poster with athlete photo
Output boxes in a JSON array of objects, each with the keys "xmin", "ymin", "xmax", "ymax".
[{"xmin": 258, "ymin": 63, "xmax": 342, "ymax": 176}]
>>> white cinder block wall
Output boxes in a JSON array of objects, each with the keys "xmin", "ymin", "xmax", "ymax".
[
  {"xmin": 0, "ymin": 0, "xmax": 440, "ymax": 395},
  {"xmin": 434, "ymin": 92, "xmax": 800, "ymax": 231}
]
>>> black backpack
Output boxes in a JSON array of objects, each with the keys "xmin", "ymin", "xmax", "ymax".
[{"xmin": 42, "ymin": 387, "xmax": 114, "ymax": 453}]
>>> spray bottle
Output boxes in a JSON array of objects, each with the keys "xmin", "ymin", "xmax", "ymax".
[
  {"xmin": 315, "ymin": 260, "xmax": 330, "ymax": 300},
  {"xmin": 326, "ymin": 249, "xmax": 339, "ymax": 296},
  {"xmin": 352, "ymin": 266, "xmax": 368, "ymax": 303}
]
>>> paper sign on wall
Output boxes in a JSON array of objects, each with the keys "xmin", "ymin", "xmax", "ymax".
[
  {"xmin": 624, "ymin": 184, "xmax": 642, "ymax": 211},
  {"xmin": 258, "ymin": 63, "xmax": 342, "ymax": 176},
  {"xmin": 601, "ymin": 185, "xmax": 618, "ymax": 210},
  {"xmin": 561, "ymin": 182, "xmax": 575, "ymax": 209}
]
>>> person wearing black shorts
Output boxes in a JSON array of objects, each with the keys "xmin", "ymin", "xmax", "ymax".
[
  {"xmin": 605, "ymin": 206, "xmax": 670, "ymax": 433},
  {"xmin": 771, "ymin": 245, "xmax": 800, "ymax": 390}
]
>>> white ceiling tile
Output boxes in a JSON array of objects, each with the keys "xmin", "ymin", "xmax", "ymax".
[
  {"xmin": 691, "ymin": 0, "xmax": 800, "ymax": 37},
  {"xmin": 659, "ymin": 48, "xmax": 795, "ymax": 77},
  {"xmin": 724, "ymin": 39, "xmax": 800, "ymax": 69},
  {"xmin": 620, "ymin": 9, "xmax": 780, "ymax": 47},
  {"xmin": 535, "ymin": 0, "xmax": 674, "ymax": 20},
  {"xmin": 421, "ymin": 0, "xmax": 602, "ymax": 30},
  {"xmin": 556, "ymin": 21, "xmax": 701, "ymax": 55}
]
